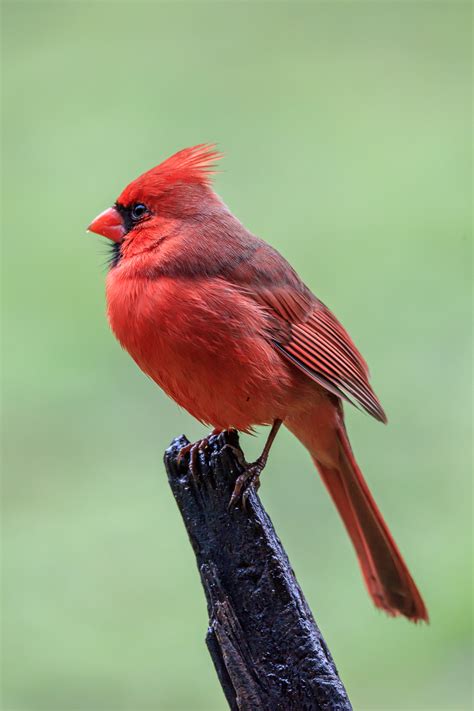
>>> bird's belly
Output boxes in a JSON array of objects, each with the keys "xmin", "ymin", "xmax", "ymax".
[
  {"xmin": 148, "ymin": 339, "xmax": 282, "ymax": 430},
  {"xmin": 107, "ymin": 274, "xmax": 301, "ymax": 431}
]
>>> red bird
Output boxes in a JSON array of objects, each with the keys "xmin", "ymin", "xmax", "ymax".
[{"xmin": 88, "ymin": 145, "xmax": 427, "ymax": 622}]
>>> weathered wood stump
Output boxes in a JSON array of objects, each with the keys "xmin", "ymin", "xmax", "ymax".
[{"xmin": 164, "ymin": 430, "xmax": 352, "ymax": 711}]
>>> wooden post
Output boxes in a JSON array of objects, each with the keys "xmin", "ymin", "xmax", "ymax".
[{"xmin": 164, "ymin": 430, "xmax": 352, "ymax": 711}]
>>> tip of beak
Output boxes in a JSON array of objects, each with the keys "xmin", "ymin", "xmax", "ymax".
[
  {"xmin": 87, "ymin": 207, "xmax": 126, "ymax": 242},
  {"xmin": 87, "ymin": 221, "xmax": 100, "ymax": 235}
]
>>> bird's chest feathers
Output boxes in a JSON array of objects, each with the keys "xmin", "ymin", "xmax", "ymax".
[
  {"xmin": 107, "ymin": 273, "xmax": 203, "ymax": 379},
  {"xmin": 105, "ymin": 269, "xmax": 289, "ymax": 428},
  {"xmin": 107, "ymin": 271, "xmax": 255, "ymax": 409}
]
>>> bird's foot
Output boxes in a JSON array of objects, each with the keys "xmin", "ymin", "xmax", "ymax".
[
  {"xmin": 224, "ymin": 446, "xmax": 265, "ymax": 510},
  {"xmin": 177, "ymin": 438, "xmax": 211, "ymax": 480},
  {"xmin": 222, "ymin": 420, "xmax": 281, "ymax": 510},
  {"xmin": 176, "ymin": 428, "xmax": 229, "ymax": 480}
]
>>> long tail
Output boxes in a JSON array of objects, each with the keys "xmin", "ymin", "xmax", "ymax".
[{"xmin": 287, "ymin": 409, "xmax": 428, "ymax": 622}]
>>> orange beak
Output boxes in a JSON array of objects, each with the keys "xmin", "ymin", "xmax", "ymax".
[{"xmin": 87, "ymin": 207, "xmax": 125, "ymax": 243}]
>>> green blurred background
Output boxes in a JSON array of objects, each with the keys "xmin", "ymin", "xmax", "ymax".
[{"xmin": 2, "ymin": 1, "xmax": 472, "ymax": 709}]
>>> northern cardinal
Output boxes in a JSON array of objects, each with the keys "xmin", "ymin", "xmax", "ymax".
[{"xmin": 88, "ymin": 145, "xmax": 427, "ymax": 622}]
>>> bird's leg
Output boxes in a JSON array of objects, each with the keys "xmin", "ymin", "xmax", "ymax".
[{"xmin": 228, "ymin": 419, "xmax": 283, "ymax": 509}]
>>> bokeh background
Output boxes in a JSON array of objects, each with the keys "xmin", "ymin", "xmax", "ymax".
[{"xmin": 2, "ymin": 1, "xmax": 472, "ymax": 710}]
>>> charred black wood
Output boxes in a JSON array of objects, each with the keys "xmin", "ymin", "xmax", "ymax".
[{"xmin": 164, "ymin": 430, "xmax": 352, "ymax": 711}]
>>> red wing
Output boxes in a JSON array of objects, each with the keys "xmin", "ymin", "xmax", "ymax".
[
  {"xmin": 253, "ymin": 287, "xmax": 386, "ymax": 422},
  {"xmin": 227, "ymin": 242, "xmax": 386, "ymax": 422},
  {"xmin": 275, "ymin": 302, "xmax": 386, "ymax": 422}
]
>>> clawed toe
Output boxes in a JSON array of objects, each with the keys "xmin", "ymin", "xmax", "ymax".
[
  {"xmin": 228, "ymin": 459, "xmax": 264, "ymax": 510},
  {"xmin": 220, "ymin": 443, "xmax": 247, "ymax": 469},
  {"xmin": 177, "ymin": 438, "xmax": 210, "ymax": 480}
]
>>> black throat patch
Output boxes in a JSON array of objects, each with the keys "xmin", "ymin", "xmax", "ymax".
[{"xmin": 107, "ymin": 241, "xmax": 122, "ymax": 269}]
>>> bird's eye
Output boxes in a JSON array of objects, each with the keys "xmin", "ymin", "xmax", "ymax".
[{"xmin": 131, "ymin": 203, "xmax": 148, "ymax": 221}]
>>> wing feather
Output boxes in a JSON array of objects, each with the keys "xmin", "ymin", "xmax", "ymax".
[
  {"xmin": 279, "ymin": 303, "xmax": 387, "ymax": 422},
  {"xmin": 227, "ymin": 240, "xmax": 386, "ymax": 422},
  {"xmin": 259, "ymin": 290, "xmax": 386, "ymax": 422}
]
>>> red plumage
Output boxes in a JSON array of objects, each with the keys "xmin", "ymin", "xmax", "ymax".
[{"xmin": 88, "ymin": 145, "xmax": 428, "ymax": 622}]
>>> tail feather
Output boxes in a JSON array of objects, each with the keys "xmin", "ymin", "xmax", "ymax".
[
  {"xmin": 288, "ymin": 410, "xmax": 428, "ymax": 622},
  {"xmin": 315, "ymin": 459, "xmax": 390, "ymax": 612}
]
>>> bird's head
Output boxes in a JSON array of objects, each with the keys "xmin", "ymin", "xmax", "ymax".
[{"xmin": 88, "ymin": 144, "xmax": 223, "ymax": 261}]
